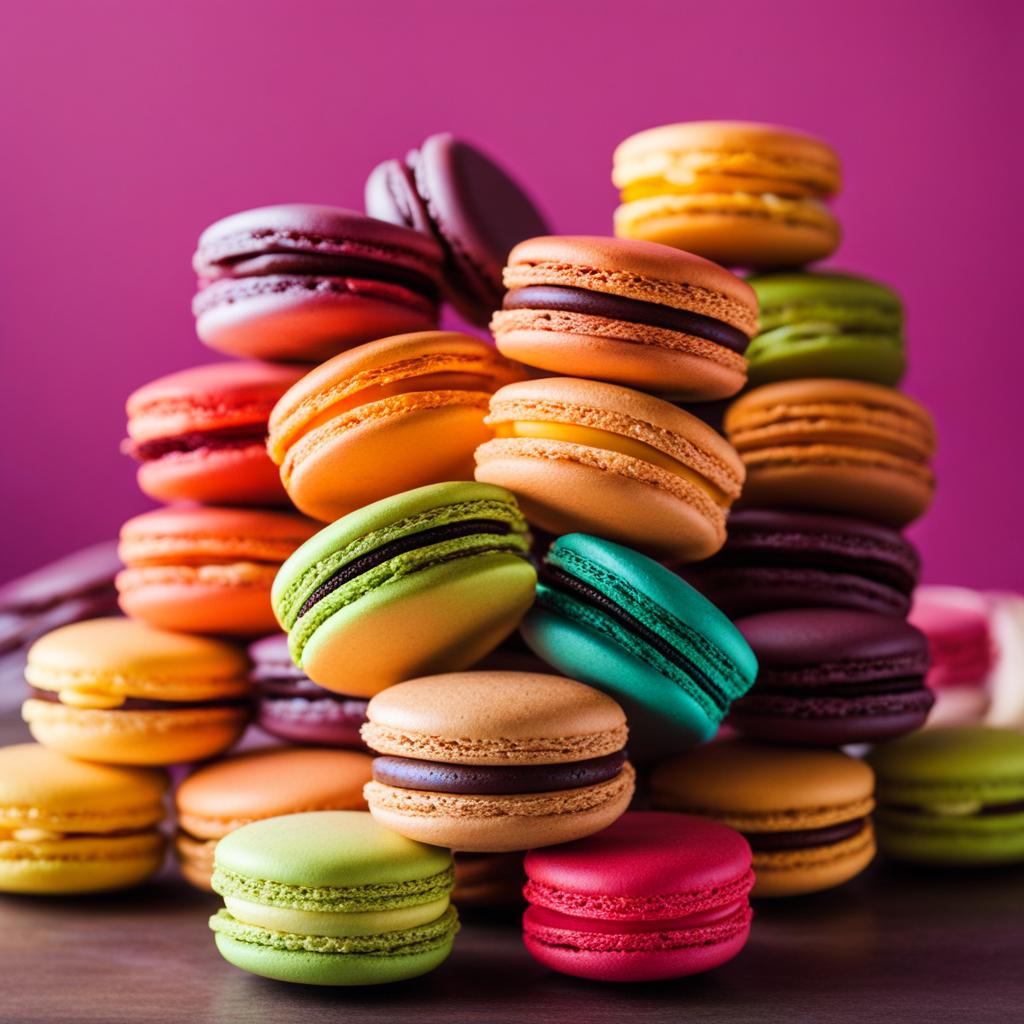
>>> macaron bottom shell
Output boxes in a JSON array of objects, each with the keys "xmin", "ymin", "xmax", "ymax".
[
  {"xmin": 750, "ymin": 823, "xmax": 877, "ymax": 897},
  {"xmin": 256, "ymin": 695, "xmax": 368, "ymax": 748},
  {"xmin": 873, "ymin": 810, "xmax": 1024, "ymax": 866},
  {"xmin": 136, "ymin": 444, "xmax": 289, "ymax": 506}
]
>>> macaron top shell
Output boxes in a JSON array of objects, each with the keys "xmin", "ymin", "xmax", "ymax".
[
  {"xmin": 651, "ymin": 739, "xmax": 874, "ymax": 831},
  {"xmin": 213, "ymin": 810, "xmax": 452, "ymax": 892},
  {"xmin": 176, "ymin": 747, "xmax": 373, "ymax": 839},
  {"xmin": 0, "ymin": 743, "xmax": 167, "ymax": 833},
  {"xmin": 524, "ymin": 811, "xmax": 752, "ymax": 913},
  {"xmin": 868, "ymin": 726, "xmax": 1024, "ymax": 807},
  {"xmin": 735, "ymin": 608, "xmax": 929, "ymax": 680},
  {"xmin": 118, "ymin": 506, "xmax": 320, "ymax": 566},
  {"xmin": 502, "ymin": 236, "xmax": 758, "ymax": 336},
  {"xmin": 125, "ymin": 361, "xmax": 305, "ymax": 443},
  {"xmin": 361, "ymin": 671, "xmax": 628, "ymax": 766},
  {"xmin": 193, "ymin": 204, "xmax": 443, "ymax": 286},
  {"xmin": 266, "ymin": 331, "xmax": 524, "ymax": 466},
  {"xmin": 26, "ymin": 617, "xmax": 250, "ymax": 703}
]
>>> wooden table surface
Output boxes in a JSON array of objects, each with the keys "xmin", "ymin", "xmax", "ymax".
[{"xmin": 2, "ymin": 651, "xmax": 1022, "ymax": 1024}]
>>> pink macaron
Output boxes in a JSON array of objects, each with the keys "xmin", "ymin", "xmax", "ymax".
[
  {"xmin": 909, "ymin": 585, "xmax": 995, "ymax": 689},
  {"xmin": 523, "ymin": 811, "xmax": 753, "ymax": 982}
]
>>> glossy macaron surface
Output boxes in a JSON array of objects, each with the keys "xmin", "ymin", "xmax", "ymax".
[
  {"xmin": 267, "ymin": 332, "xmax": 525, "ymax": 523},
  {"xmin": 475, "ymin": 376, "xmax": 744, "ymax": 560},
  {"xmin": 522, "ymin": 533, "xmax": 757, "ymax": 758},
  {"xmin": 491, "ymin": 235, "xmax": 757, "ymax": 398},
  {"xmin": 193, "ymin": 205, "xmax": 443, "ymax": 362},
  {"xmin": 272, "ymin": 482, "xmax": 536, "ymax": 695},
  {"xmin": 523, "ymin": 811, "xmax": 754, "ymax": 982}
]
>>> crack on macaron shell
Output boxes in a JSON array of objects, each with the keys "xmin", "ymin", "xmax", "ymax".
[
  {"xmin": 363, "ymin": 764, "xmax": 635, "ymax": 818},
  {"xmin": 211, "ymin": 864, "xmax": 455, "ymax": 913},
  {"xmin": 274, "ymin": 498, "xmax": 529, "ymax": 628},
  {"xmin": 502, "ymin": 261, "xmax": 757, "ymax": 335},
  {"xmin": 209, "ymin": 905, "xmax": 458, "ymax": 956},
  {"xmin": 524, "ymin": 865, "xmax": 754, "ymax": 921}
]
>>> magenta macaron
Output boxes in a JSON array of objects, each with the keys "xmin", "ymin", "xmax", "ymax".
[
  {"xmin": 192, "ymin": 204, "xmax": 444, "ymax": 362},
  {"xmin": 523, "ymin": 811, "xmax": 753, "ymax": 982},
  {"xmin": 249, "ymin": 634, "xmax": 367, "ymax": 749}
]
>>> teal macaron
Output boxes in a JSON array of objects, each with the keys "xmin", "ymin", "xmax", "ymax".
[
  {"xmin": 746, "ymin": 271, "xmax": 905, "ymax": 386},
  {"xmin": 209, "ymin": 811, "xmax": 459, "ymax": 985},
  {"xmin": 520, "ymin": 533, "xmax": 758, "ymax": 759},
  {"xmin": 868, "ymin": 727, "xmax": 1024, "ymax": 866},
  {"xmin": 271, "ymin": 481, "xmax": 536, "ymax": 698}
]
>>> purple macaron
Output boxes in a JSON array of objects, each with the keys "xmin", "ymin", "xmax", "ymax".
[
  {"xmin": 365, "ymin": 133, "xmax": 550, "ymax": 325},
  {"xmin": 728, "ymin": 608, "xmax": 934, "ymax": 746},
  {"xmin": 249, "ymin": 633, "xmax": 368, "ymax": 749},
  {"xmin": 688, "ymin": 509, "xmax": 919, "ymax": 618}
]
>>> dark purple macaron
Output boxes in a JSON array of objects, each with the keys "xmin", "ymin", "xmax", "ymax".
[
  {"xmin": 365, "ymin": 133, "xmax": 550, "ymax": 325},
  {"xmin": 690, "ymin": 509, "xmax": 919, "ymax": 617},
  {"xmin": 728, "ymin": 608, "xmax": 933, "ymax": 746},
  {"xmin": 249, "ymin": 633, "xmax": 368, "ymax": 749}
]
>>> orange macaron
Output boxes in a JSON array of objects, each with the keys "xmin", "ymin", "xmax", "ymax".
[
  {"xmin": 267, "ymin": 331, "xmax": 525, "ymax": 523},
  {"xmin": 124, "ymin": 361, "xmax": 305, "ymax": 506},
  {"xmin": 726, "ymin": 379, "xmax": 937, "ymax": 527},
  {"xmin": 475, "ymin": 377, "xmax": 744, "ymax": 560},
  {"xmin": 491, "ymin": 236, "xmax": 757, "ymax": 399},
  {"xmin": 117, "ymin": 506, "xmax": 319, "ymax": 636}
]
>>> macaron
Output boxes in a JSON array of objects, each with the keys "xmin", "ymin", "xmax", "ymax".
[
  {"xmin": 726, "ymin": 379, "xmax": 937, "ymax": 527},
  {"xmin": 266, "ymin": 331, "xmax": 525, "ymax": 523},
  {"xmin": 523, "ymin": 811, "xmax": 753, "ymax": 982},
  {"xmin": 361, "ymin": 671, "xmax": 635, "ymax": 852},
  {"xmin": 249, "ymin": 633, "xmax": 368, "ymax": 748},
  {"xmin": 909, "ymin": 585, "xmax": 995, "ymax": 689},
  {"xmin": 209, "ymin": 811, "xmax": 458, "ymax": 985},
  {"xmin": 985, "ymin": 592, "xmax": 1024, "ymax": 729},
  {"xmin": 868, "ymin": 726, "xmax": 1024, "ymax": 865},
  {"xmin": 689, "ymin": 509, "xmax": 921, "ymax": 618},
  {"xmin": 0, "ymin": 744, "xmax": 167, "ymax": 894},
  {"xmin": 192, "ymin": 205, "xmax": 443, "ymax": 362},
  {"xmin": 746, "ymin": 272, "xmax": 905, "ymax": 386},
  {"xmin": 365, "ymin": 133, "xmax": 550, "ymax": 325},
  {"xmin": 452, "ymin": 852, "xmax": 526, "ymax": 908},
  {"xmin": 729, "ymin": 609, "xmax": 934, "ymax": 746},
  {"xmin": 116, "ymin": 506, "xmax": 319, "ymax": 636},
  {"xmin": 475, "ymin": 377, "xmax": 744, "ymax": 560},
  {"xmin": 490, "ymin": 235, "xmax": 758, "ymax": 399},
  {"xmin": 123, "ymin": 361, "xmax": 304, "ymax": 506},
  {"xmin": 174, "ymin": 747, "xmax": 373, "ymax": 890},
  {"xmin": 612, "ymin": 121, "xmax": 842, "ymax": 268},
  {"xmin": 272, "ymin": 482, "xmax": 536, "ymax": 696},
  {"xmin": 651, "ymin": 739, "xmax": 876, "ymax": 897},
  {"xmin": 521, "ymin": 533, "xmax": 757, "ymax": 759},
  {"xmin": 23, "ymin": 617, "xmax": 251, "ymax": 765}
]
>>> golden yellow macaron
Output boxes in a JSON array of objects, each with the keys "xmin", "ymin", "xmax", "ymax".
[{"xmin": 0, "ymin": 743, "xmax": 167, "ymax": 894}]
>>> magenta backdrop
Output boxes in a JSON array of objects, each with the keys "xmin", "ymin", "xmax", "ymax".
[{"xmin": 1, "ymin": 0, "xmax": 1019, "ymax": 587}]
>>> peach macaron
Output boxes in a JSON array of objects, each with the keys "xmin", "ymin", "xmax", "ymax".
[{"xmin": 117, "ymin": 506, "xmax": 319, "ymax": 636}]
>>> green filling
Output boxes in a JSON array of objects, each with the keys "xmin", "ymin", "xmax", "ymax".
[
  {"xmin": 211, "ymin": 864, "xmax": 455, "ymax": 913},
  {"xmin": 209, "ymin": 905, "xmax": 459, "ymax": 956}
]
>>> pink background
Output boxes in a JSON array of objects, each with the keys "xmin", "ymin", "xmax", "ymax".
[{"xmin": 1, "ymin": 0, "xmax": 1019, "ymax": 587}]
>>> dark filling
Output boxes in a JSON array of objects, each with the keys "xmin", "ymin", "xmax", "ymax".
[
  {"xmin": 502, "ymin": 285, "xmax": 750, "ymax": 354},
  {"xmin": 746, "ymin": 818, "xmax": 867, "ymax": 851},
  {"xmin": 539, "ymin": 563, "xmax": 731, "ymax": 712},
  {"xmin": 124, "ymin": 424, "xmax": 269, "ymax": 461},
  {"xmin": 883, "ymin": 800, "xmax": 1024, "ymax": 818},
  {"xmin": 28, "ymin": 688, "xmax": 250, "ymax": 712},
  {"xmin": 748, "ymin": 676, "xmax": 927, "ymax": 699},
  {"xmin": 296, "ymin": 519, "xmax": 517, "ymax": 619},
  {"xmin": 203, "ymin": 251, "xmax": 440, "ymax": 302},
  {"xmin": 371, "ymin": 750, "xmax": 626, "ymax": 795}
]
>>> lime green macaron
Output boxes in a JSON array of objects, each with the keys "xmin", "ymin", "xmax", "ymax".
[
  {"xmin": 271, "ymin": 481, "xmax": 536, "ymax": 697},
  {"xmin": 209, "ymin": 811, "xmax": 458, "ymax": 985},
  {"xmin": 868, "ymin": 727, "xmax": 1024, "ymax": 866},
  {"xmin": 746, "ymin": 271, "xmax": 905, "ymax": 386}
]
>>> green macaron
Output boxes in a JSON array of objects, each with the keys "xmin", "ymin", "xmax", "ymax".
[
  {"xmin": 209, "ymin": 811, "xmax": 459, "ymax": 985},
  {"xmin": 868, "ymin": 727, "xmax": 1024, "ymax": 866},
  {"xmin": 520, "ymin": 533, "xmax": 758, "ymax": 759},
  {"xmin": 746, "ymin": 271, "xmax": 905, "ymax": 386},
  {"xmin": 271, "ymin": 481, "xmax": 536, "ymax": 697}
]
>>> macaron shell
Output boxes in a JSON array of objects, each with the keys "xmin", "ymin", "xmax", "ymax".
[
  {"xmin": 299, "ymin": 553, "xmax": 537, "ymax": 696},
  {"xmin": 364, "ymin": 764, "xmax": 635, "ymax": 853},
  {"xmin": 22, "ymin": 699, "xmax": 249, "ymax": 765},
  {"xmin": 136, "ymin": 445, "xmax": 288, "ymax": 506},
  {"xmin": 256, "ymin": 694, "xmax": 368, "ymax": 748},
  {"xmin": 176, "ymin": 830, "xmax": 216, "ymax": 889},
  {"xmin": 750, "ymin": 825, "xmax": 877, "ymax": 897}
]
